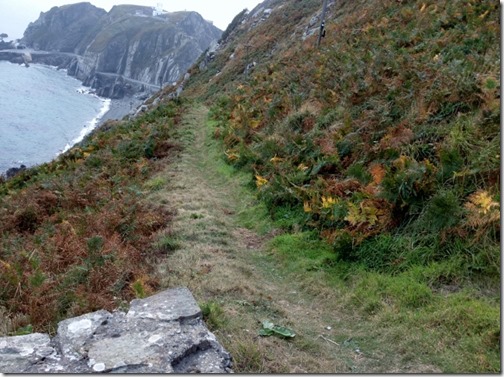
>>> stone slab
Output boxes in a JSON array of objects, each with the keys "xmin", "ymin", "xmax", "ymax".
[{"xmin": 0, "ymin": 287, "xmax": 232, "ymax": 373}]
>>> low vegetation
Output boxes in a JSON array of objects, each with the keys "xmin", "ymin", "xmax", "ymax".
[
  {"xmin": 0, "ymin": 100, "xmax": 182, "ymax": 333},
  {"xmin": 0, "ymin": 0, "xmax": 499, "ymax": 373},
  {"xmin": 184, "ymin": 0, "xmax": 500, "ymax": 372},
  {"xmin": 195, "ymin": 0, "xmax": 500, "ymax": 284}
]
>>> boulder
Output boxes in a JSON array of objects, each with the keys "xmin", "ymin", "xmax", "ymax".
[
  {"xmin": 5, "ymin": 164, "xmax": 26, "ymax": 179},
  {"xmin": 0, "ymin": 287, "xmax": 232, "ymax": 373}
]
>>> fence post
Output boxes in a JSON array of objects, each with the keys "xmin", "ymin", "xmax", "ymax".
[{"xmin": 317, "ymin": 0, "xmax": 329, "ymax": 48}]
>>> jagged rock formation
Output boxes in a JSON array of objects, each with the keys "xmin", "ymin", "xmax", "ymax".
[
  {"xmin": 15, "ymin": 2, "xmax": 222, "ymax": 98},
  {"xmin": 0, "ymin": 288, "xmax": 232, "ymax": 373}
]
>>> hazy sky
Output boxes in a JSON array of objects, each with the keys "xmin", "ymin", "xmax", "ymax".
[{"xmin": 0, "ymin": 0, "xmax": 264, "ymax": 40}]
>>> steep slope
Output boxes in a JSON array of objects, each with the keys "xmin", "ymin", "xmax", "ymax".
[
  {"xmin": 0, "ymin": 0, "xmax": 500, "ymax": 373},
  {"xmin": 178, "ymin": 1, "xmax": 500, "ymax": 370},
  {"xmin": 20, "ymin": 3, "xmax": 222, "ymax": 98},
  {"xmin": 185, "ymin": 0, "xmax": 500, "ymax": 280}
]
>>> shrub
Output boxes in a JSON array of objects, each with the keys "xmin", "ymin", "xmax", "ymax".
[
  {"xmin": 421, "ymin": 190, "xmax": 463, "ymax": 232},
  {"xmin": 200, "ymin": 300, "xmax": 227, "ymax": 330},
  {"xmin": 346, "ymin": 163, "xmax": 372, "ymax": 185}
]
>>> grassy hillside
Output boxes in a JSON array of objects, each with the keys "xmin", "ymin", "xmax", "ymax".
[
  {"xmin": 186, "ymin": 0, "xmax": 500, "ymax": 282},
  {"xmin": 182, "ymin": 0, "xmax": 501, "ymax": 370},
  {"xmin": 0, "ymin": 0, "xmax": 500, "ymax": 372}
]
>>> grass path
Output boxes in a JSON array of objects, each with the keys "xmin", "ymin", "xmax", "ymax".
[{"xmin": 144, "ymin": 103, "xmax": 442, "ymax": 373}]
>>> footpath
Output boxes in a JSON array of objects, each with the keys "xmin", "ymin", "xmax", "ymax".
[{"xmin": 146, "ymin": 104, "xmax": 440, "ymax": 373}]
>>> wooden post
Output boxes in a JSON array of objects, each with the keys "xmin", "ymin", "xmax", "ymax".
[{"xmin": 317, "ymin": 0, "xmax": 328, "ymax": 48}]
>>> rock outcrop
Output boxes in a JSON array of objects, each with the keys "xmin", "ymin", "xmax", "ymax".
[
  {"xmin": 14, "ymin": 3, "xmax": 222, "ymax": 98},
  {"xmin": 0, "ymin": 287, "xmax": 232, "ymax": 373},
  {"xmin": 22, "ymin": 3, "xmax": 107, "ymax": 54}
]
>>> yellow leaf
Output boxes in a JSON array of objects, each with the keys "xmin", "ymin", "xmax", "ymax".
[
  {"xmin": 270, "ymin": 156, "xmax": 284, "ymax": 163},
  {"xmin": 298, "ymin": 163, "xmax": 309, "ymax": 171},
  {"xmin": 464, "ymin": 190, "xmax": 500, "ymax": 229},
  {"xmin": 344, "ymin": 202, "xmax": 363, "ymax": 225},
  {"xmin": 321, "ymin": 196, "xmax": 338, "ymax": 209},
  {"xmin": 227, "ymin": 154, "xmax": 239, "ymax": 161},
  {"xmin": 255, "ymin": 175, "xmax": 268, "ymax": 188},
  {"xmin": 344, "ymin": 201, "xmax": 381, "ymax": 226},
  {"xmin": 361, "ymin": 203, "xmax": 379, "ymax": 226},
  {"xmin": 420, "ymin": 3, "xmax": 427, "ymax": 12},
  {"xmin": 225, "ymin": 150, "xmax": 240, "ymax": 161},
  {"xmin": 303, "ymin": 201, "xmax": 312, "ymax": 213},
  {"xmin": 250, "ymin": 119, "xmax": 261, "ymax": 129},
  {"xmin": 468, "ymin": 190, "xmax": 499, "ymax": 215},
  {"xmin": 479, "ymin": 10, "xmax": 489, "ymax": 19},
  {"xmin": 393, "ymin": 155, "xmax": 410, "ymax": 170}
]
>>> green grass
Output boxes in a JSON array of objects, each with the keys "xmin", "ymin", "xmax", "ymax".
[
  {"xmin": 1, "ymin": 0, "xmax": 500, "ymax": 371},
  {"xmin": 187, "ymin": 1, "xmax": 501, "ymax": 370},
  {"xmin": 144, "ymin": 176, "xmax": 167, "ymax": 191},
  {"xmin": 153, "ymin": 234, "xmax": 180, "ymax": 254},
  {"xmin": 234, "ymin": 186, "xmax": 499, "ymax": 372},
  {"xmin": 264, "ymin": 229, "xmax": 500, "ymax": 372},
  {"xmin": 200, "ymin": 300, "xmax": 227, "ymax": 330},
  {"xmin": 203, "ymin": 119, "xmax": 274, "ymax": 236},
  {"xmin": 199, "ymin": 0, "xmax": 500, "ymax": 286}
]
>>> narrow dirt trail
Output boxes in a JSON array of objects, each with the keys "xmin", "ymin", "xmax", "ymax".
[{"xmin": 145, "ymin": 104, "xmax": 439, "ymax": 373}]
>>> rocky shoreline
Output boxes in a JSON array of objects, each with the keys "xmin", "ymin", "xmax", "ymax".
[{"xmin": 100, "ymin": 96, "xmax": 145, "ymax": 125}]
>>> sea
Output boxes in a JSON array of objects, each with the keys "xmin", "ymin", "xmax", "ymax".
[{"xmin": 0, "ymin": 61, "xmax": 111, "ymax": 175}]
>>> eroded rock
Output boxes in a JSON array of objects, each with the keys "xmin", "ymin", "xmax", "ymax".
[{"xmin": 0, "ymin": 287, "xmax": 232, "ymax": 373}]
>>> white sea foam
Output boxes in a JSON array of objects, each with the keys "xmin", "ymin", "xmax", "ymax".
[
  {"xmin": 60, "ymin": 96, "xmax": 111, "ymax": 154},
  {"xmin": 0, "ymin": 61, "xmax": 113, "ymax": 174}
]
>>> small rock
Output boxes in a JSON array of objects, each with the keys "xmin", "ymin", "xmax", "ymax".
[{"xmin": 93, "ymin": 362, "xmax": 106, "ymax": 372}]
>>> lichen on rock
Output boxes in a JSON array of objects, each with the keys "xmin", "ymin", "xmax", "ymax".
[{"xmin": 0, "ymin": 287, "xmax": 232, "ymax": 373}]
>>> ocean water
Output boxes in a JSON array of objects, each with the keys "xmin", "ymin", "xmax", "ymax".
[{"xmin": 0, "ymin": 61, "xmax": 110, "ymax": 175}]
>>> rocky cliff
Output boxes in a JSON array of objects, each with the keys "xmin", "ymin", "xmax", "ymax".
[
  {"xmin": 0, "ymin": 288, "xmax": 232, "ymax": 373},
  {"xmin": 19, "ymin": 2, "xmax": 222, "ymax": 98},
  {"xmin": 22, "ymin": 3, "xmax": 107, "ymax": 54}
]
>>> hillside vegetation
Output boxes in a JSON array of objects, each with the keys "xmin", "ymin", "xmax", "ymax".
[
  {"xmin": 184, "ymin": 0, "xmax": 500, "ymax": 371},
  {"xmin": 0, "ymin": 0, "xmax": 500, "ymax": 373},
  {"xmin": 0, "ymin": 103, "xmax": 182, "ymax": 333},
  {"xmin": 187, "ymin": 0, "xmax": 500, "ymax": 282}
]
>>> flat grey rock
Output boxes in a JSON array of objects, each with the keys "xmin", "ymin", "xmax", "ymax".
[
  {"xmin": 0, "ymin": 287, "xmax": 232, "ymax": 373},
  {"xmin": 0, "ymin": 333, "xmax": 53, "ymax": 372}
]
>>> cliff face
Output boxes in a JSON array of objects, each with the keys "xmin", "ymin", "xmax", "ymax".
[
  {"xmin": 21, "ymin": 3, "xmax": 222, "ymax": 98},
  {"xmin": 22, "ymin": 3, "xmax": 107, "ymax": 54}
]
